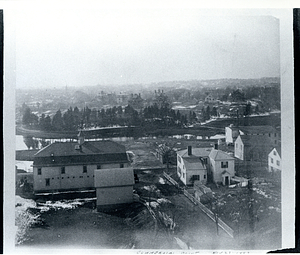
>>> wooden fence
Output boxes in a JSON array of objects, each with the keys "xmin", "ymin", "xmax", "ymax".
[{"xmin": 163, "ymin": 171, "xmax": 234, "ymax": 238}]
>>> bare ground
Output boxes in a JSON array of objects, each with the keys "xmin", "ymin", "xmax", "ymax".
[{"xmin": 17, "ymin": 137, "xmax": 282, "ymax": 251}]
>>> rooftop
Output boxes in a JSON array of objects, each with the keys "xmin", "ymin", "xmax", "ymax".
[
  {"xmin": 16, "ymin": 149, "xmax": 39, "ymax": 161},
  {"xmin": 35, "ymin": 140, "xmax": 127, "ymax": 157},
  {"xmin": 238, "ymin": 134, "xmax": 275, "ymax": 147},
  {"xmin": 177, "ymin": 147, "xmax": 212, "ymax": 158},
  {"xmin": 182, "ymin": 158, "xmax": 206, "ymax": 170},
  {"xmin": 94, "ymin": 168, "xmax": 134, "ymax": 188},
  {"xmin": 209, "ymin": 149, "xmax": 235, "ymax": 161},
  {"xmin": 238, "ymin": 125, "xmax": 277, "ymax": 134}
]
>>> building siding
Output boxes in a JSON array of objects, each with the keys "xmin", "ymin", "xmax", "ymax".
[
  {"xmin": 234, "ymin": 136, "xmax": 244, "ymax": 160},
  {"xmin": 210, "ymin": 158, "xmax": 235, "ymax": 183},
  {"xmin": 177, "ymin": 155, "xmax": 207, "ymax": 185},
  {"xmin": 96, "ymin": 186, "xmax": 133, "ymax": 206},
  {"xmin": 268, "ymin": 149, "xmax": 281, "ymax": 172},
  {"xmin": 33, "ymin": 162, "xmax": 130, "ymax": 192}
]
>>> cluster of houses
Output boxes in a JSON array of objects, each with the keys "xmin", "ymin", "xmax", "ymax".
[
  {"xmin": 15, "ymin": 123, "xmax": 281, "ymax": 211},
  {"xmin": 226, "ymin": 124, "xmax": 281, "ymax": 172},
  {"xmin": 175, "ymin": 124, "xmax": 281, "ymax": 189},
  {"xmin": 176, "ymin": 144, "xmax": 235, "ymax": 186}
]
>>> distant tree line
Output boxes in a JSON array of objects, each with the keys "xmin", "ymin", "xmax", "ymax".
[
  {"xmin": 168, "ymin": 85, "xmax": 280, "ymax": 111},
  {"xmin": 21, "ymin": 103, "xmax": 196, "ymax": 132}
]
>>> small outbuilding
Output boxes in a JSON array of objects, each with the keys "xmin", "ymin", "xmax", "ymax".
[{"xmin": 94, "ymin": 167, "xmax": 135, "ymax": 212}]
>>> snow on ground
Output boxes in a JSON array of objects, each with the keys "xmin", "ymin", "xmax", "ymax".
[
  {"xmin": 16, "ymin": 196, "xmax": 95, "ymax": 213},
  {"xmin": 15, "ymin": 195, "xmax": 36, "ymax": 210},
  {"xmin": 210, "ymin": 134, "xmax": 226, "ymax": 139},
  {"xmin": 158, "ymin": 177, "xmax": 166, "ymax": 184},
  {"xmin": 142, "ymin": 185, "xmax": 157, "ymax": 191},
  {"xmin": 15, "ymin": 196, "xmax": 96, "ymax": 244},
  {"xmin": 252, "ymin": 187, "xmax": 272, "ymax": 199},
  {"xmin": 149, "ymin": 202, "xmax": 160, "ymax": 208},
  {"xmin": 16, "ymin": 161, "xmax": 34, "ymax": 172},
  {"xmin": 38, "ymin": 199, "xmax": 85, "ymax": 212},
  {"xmin": 174, "ymin": 237, "xmax": 190, "ymax": 249},
  {"xmin": 15, "ymin": 196, "xmax": 39, "ymax": 245},
  {"xmin": 157, "ymin": 198, "xmax": 171, "ymax": 204}
]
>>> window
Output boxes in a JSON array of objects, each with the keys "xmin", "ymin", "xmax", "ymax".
[
  {"xmin": 83, "ymin": 165, "xmax": 87, "ymax": 173},
  {"xmin": 221, "ymin": 161, "xmax": 228, "ymax": 168},
  {"xmin": 120, "ymin": 163, "xmax": 124, "ymax": 168},
  {"xmin": 276, "ymin": 160, "xmax": 280, "ymax": 166},
  {"xmin": 177, "ymin": 156, "xmax": 181, "ymax": 163},
  {"xmin": 177, "ymin": 166, "xmax": 181, "ymax": 174},
  {"xmin": 192, "ymin": 175, "xmax": 200, "ymax": 181},
  {"xmin": 97, "ymin": 165, "xmax": 101, "ymax": 169},
  {"xmin": 45, "ymin": 178, "xmax": 50, "ymax": 186},
  {"xmin": 61, "ymin": 166, "xmax": 65, "ymax": 174},
  {"xmin": 271, "ymin": 158, "xmax": 274, "ymax": 163},
  {"xmin": 275, "ymin": 133, "xmax": 277, "ymax": 137},
  {"xmin": 204, "ymin": 174, "xmax": 206, "ymax": 179},
  {"xmin": 269, "ymin": 133, "xmax": 271, "ymax": 137},
  {"xmin": 273, "ymin": 150, "xmax": 276, "ymax": 156},
  {"xmin": 37, "ymin": 168, "xmax": 42, "ymax": 175}
]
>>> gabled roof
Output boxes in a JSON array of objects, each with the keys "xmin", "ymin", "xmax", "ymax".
[
  {"xmin": 177, "ymin": 147, "xmax": 212, "ymax": 158},
  {"xmin": 16, "ymin": 150, "xmax": 39, "ymax": 161},
  {"xmin": 238, "ymin": 125, "xmax": 277, "ymax": 135},
  {"xmin": 182, "ymin": 158, "xmax": 206, "ymax": 170},
  {"xmin": 34, "ymin": 140, "xmax": 127, "ymax": 157},
  {"xmin": 94, "ymin": 168, "xmax": 134, "ymax": 188},
  {"xmin": 270, "ymin": 146, "xmax": 281, "ymax": 158},
  {"xmin": 228, "ymin": 125, "xmax": 278, "ymax": 135},
  {"xmin": 209, "ymin": 149, "xmax": 234, "ymax": 161},
  {"xmin": 237, "ymin": 134, "xmax": 274, "ymax": 147},
  {"xmin": 221, "ymin": 170, "xmax": 231, "ymax": 176}
]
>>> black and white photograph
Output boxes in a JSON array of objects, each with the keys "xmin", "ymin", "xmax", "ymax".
[{"xmin": 3, "ymin": 2, "xmax": 296, "ymax": 253}]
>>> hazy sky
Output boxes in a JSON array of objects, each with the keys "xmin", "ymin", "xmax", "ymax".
[{"xmin": 15, "ymin": 8, "xmax": 280, "ymax": 89}]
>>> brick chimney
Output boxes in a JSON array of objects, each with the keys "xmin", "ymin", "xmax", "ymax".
[{"xmin": 188, "ymin": 146, "xmax": 192, "ymax": 156}]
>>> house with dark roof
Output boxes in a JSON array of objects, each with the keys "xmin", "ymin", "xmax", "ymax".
[
  {"xmin": 176, "ymin": 146, "xmax": 211, "ymax": 185},
  {"xmin": 234, "ymin": 134, "xmax": 274, "ymax": 162},
  {"xmin": 32, "ymin": 133, "xmax": 130, "ymax": 193},
  {"xmin": 176, "ymin": 145, "xmax": 235, "ymax": 186},
  {"xmin": 208, "ymin": 149, "xmax": 235, "ymax": 185},
  {"xmin": 268, "ymin": 147, "xmax": 281, "ymax": 172}
]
